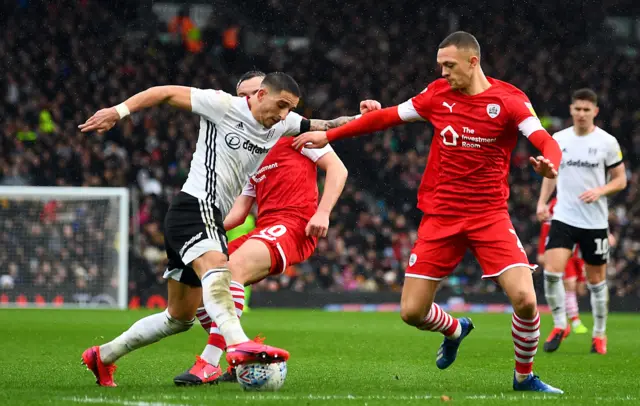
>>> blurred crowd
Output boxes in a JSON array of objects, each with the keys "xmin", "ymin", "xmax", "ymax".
[{"xmin": 1, "ymin": 0, "xmax": 639, "ymax": 298}]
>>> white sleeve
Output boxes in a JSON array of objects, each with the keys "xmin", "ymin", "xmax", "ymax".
[
  {"xmin": 282, "ymin": 112, "xmax": 304, "ymax": 136},
  {"xmin": 397, "ymin": 99, "xmax": 426, "ymax": 122},
  {"xmin": 190, "ymin": 88, "xmax": 233, "ymax": 123},
  {"xmin": 301, "ymin": 143, "xmax": 334, "ymax": 162},
  {"xmin": 605, "ymin": 136, "xmax": 623, "ymax": 168},
  {"xmin": 241, "ymin": 181, "xmax": 256, "ymax": 197},
  {"xmin": 517, "ymin": 116, "xmax": 544, "ymax": 137}
]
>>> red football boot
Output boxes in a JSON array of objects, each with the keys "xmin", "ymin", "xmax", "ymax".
[
  {"xmin": 81, "ymin": 346, "xmax": 117, "ymax": 387},
  {"xmin": 591, "ymin": 336, "xmax": 607, "ymax": 354},
  {"xmin": 226, "ymin": 336, "xmax": 289, "ymax": 366},
  {"xmin": 173, "ymin": 356, "xmax": 223, "ymax": 386},
  {"xmin": 543, "ymin": 326, "xmax": 570, "ymax": 353}
]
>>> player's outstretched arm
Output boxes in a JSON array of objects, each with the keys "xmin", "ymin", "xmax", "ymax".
[
  {"xmin": 308, "ymin": 100, "xmax": 382, "ymax": 131},
  {"xmin": 579, "ymin": 163, "xmax": 627, "ymax": 203},
  {"xmin": 79, "ymin": 86, "xmax": 193, "ymax": 133},
  {"xmin": 305, "ymin": 152, "xmax": 348, "ymax": 238},
  {"xmin": 224, "ymin": 195, "xmax": 256, "ymax": 231},
  {"xmin": 293, "ymin": 106, "xmax": 405, "ymax": 150},
  {"xmin": 536, "ymin": 177, "xmax": 557, "ymax": 221}
]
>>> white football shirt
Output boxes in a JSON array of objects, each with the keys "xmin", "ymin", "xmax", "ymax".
[
  {"xmin": 552, "ymin": 126, "xmax": 623, "ymax": 229},
  {"xmin": 181, "ymin": 88, "xmax": 303, "ymax": 217}
]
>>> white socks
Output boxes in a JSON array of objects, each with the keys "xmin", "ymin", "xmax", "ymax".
[
  {"xmin": 543, "ymin": 270, "xmax": 567, "ymax": 329},
  {"xmin": 99, "ymin": 309, "xmax": 193, "ymax": 364},
  {"xmin": 588, "ymin": 280, "xmax": 608, "ymax": 337},
  {"xmin": 201, "ymin": 268, "xmax": 249, "ymax": 346}
]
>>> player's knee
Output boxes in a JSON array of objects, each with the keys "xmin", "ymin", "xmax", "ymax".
[
  {"xmin": 510, "ymin": 289, "xmax": 537, "ymax": 317},
  {"xmin": 191, "ymin": 251, "xmax": 228, "ymax": 276},
  {"xmin": 228, "ymin": 255, "xmax": 254, "ymax": 285},
  {"xmin": 537, "ymin": 255, "xmax": 545, "ymax": 269},
  {"xmin": 400, "ymin": 304, "xmax": 426, "ymax": 327}
]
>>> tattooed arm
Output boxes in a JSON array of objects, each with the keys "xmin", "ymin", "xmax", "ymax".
[
  {"xmin": 309, "ymin": 116, "xmax": 358, "ymax": 131},
  {"xmin": 308, "ymin": 100, "xmax": 382, "ymax": 131}
]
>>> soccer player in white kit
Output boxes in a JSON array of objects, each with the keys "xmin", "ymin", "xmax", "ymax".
[
  {"xmin": 77, "ymin": 72, "xmax": 305, "ymax": 386},
  {"xmin": 537, "ymin": 88, "xmax": 627, "ymax": 354}
]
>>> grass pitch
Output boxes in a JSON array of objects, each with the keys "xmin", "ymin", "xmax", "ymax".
[{"xmin": 0, "ymin": 309, "xmax": 638, "ymax": 405}]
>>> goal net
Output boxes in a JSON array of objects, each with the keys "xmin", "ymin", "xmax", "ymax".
[{"xmin": 0, "ymin": 187, "xmax": 129, "ymax": 309}]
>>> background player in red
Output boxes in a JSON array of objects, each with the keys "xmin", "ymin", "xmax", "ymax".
[
  {"xmin": 173, "ymin": 71, "xmax": 381, "ymax": 385},
  {"xmin": 294, "ymin": 31, "xmax": 563, "ymax": 393},
  {"xmin": 537, "ymin": 198, "xmax": 588, "ymax": 335}
]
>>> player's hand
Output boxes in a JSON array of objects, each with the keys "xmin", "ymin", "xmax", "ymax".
[
  {"xmin": 608, "ymin": 233, "xmax": 617, "ymax": 248},
  {"xmin": 579, "ymin": 187, "xmax": 602, "ymax": 204},
  {"xmin": 359, "ymin": 100, "xmax": 381, "ymax": 115},
  {"xmin": 292, "ymin": 131, "xmax": 328, "ymax": 150},
  {"xmin": 305, "ymin": 210, "xmax": 330, "ymax": 238},
  {"xmin": 530, "ymin": 155, "xmax": 558, "ymax": 179},
  {"xmin": 536, "ymin": 203, "xmax": 551, "ymax": 222},
  {"xmin": 78, "ymin": 107, "xmax": 120, "ymax": 133}
]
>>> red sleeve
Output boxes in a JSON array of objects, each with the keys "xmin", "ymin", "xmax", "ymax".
[
  {"xmin": 506, "ymin": 93, "xmax": 562, "ymax": 169},
  {"xmin": 528, "ymin": 130, "xmax": 562, "ymax": 169},
  {"xmin": 326, "ymin": 107, "xmax": 404, "ymax": 142}
]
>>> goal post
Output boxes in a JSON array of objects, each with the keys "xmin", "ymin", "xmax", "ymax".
[{"xmin": 0, "ymin": 186, "xmax": 129, "ymax": 309}]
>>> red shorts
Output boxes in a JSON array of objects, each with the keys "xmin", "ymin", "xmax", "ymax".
[
  {"xmin": 406, "ymin": 211, "xmax": 533, "ymax": 281},
  {"xmin": 227, "ymin": 217, "xmax": 317, "ymax": 276},
  {"xmin": 564, "ymin": 256, "xmax": 586, "ymax": 282},
  {"xmin": 538, "ymin": 222, "xmax": 551, "ymax": 256}
]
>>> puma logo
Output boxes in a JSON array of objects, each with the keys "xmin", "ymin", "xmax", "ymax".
[{"xmin": 443, "ymin": 101, "xmax": 456, "ymax": 113}]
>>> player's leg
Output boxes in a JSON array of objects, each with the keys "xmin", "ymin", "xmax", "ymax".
[
  {"xmin": 82, "ymin": 278, "xmax": 199, "ymax": 387},
  {"xmin": 471, "ymin": 213, "xmax": 562, "ymax": 393},
  {"xmin": 580, "ymin": 229, "xmax": 610, "ymax": 354},
  {"xmin": 564, "ymin": 257, "xmax": 587, "ymax": 333},
  {"xmin": 189, "ymin": 218, "xmax": 288, "ymax": 367},
  {"xmin": 402, "ymin": 216, "xmax": 473, "ymax": 370},
  {"xmin": 542, "ymin": 221, "xmax": 578, "ymax": 351},
  {"xmin": 178, "ymin": 236, "xmax": 268, "ymax": 385}
]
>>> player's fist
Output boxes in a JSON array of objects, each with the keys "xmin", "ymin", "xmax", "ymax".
[
  {"xmin": 78, "ymin": 107, "xmax": 120, "ymax": 134},
  {"xmin": 359, "ymin": 100, "xmax": 381, "ymax": 115},
  {"xmin": 536, "ymin": 203, "xmax": 551, "ymax": 222},
  {"xmin": 305, "ymin": 210, "xmax": 330, "ymax": 238},
  {"xmin": 608, "ymin": 233, "xmax": 617, "ymax": 248},
  {"xmin": 529, "ymin": 156, "xmax": 558, "ymax": 179},
  {"xmin": 579, "ymin": 187, "xmax": 603, "ymax": 204},
  {"xmin": 292, "ymin": 131, "xmax": 328, "ymax": 150}
]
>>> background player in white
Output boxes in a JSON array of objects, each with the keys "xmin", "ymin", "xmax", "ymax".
[
  {"xmin": 78, "ymin": 72, "xmax": 305, "ymax": 386},
  {"xmin": 537, "ymin": 88, "xmax": 627, "ymax": 354}
]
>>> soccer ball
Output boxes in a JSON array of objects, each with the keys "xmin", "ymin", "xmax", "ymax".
[{"xmin": 236, "ymin": 361, "xmax": 287, "ymax": 391}]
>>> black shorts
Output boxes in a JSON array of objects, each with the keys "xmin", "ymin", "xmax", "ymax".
[
  {"xmin": 545, "ymin": 220, "xmax": 609, "ymax": 266},
  {"xmin": 162, "ymin": 192, "xmax": 228, "ymax": 287}
]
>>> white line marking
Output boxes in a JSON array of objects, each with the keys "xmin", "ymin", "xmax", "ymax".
[
  {"xmin": 63, "ymin": 396, "xmax": 200, "ymax": 406},
  {"xmin": 65, "ymin": 394, "xmax": 639, "ymax": 403}
]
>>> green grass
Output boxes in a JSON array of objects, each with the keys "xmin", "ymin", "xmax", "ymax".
[{"xmin": 0, "ymin": 309, "xmax": 638, "ymax": 405}]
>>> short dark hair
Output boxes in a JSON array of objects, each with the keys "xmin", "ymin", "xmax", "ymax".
[
  {"xmin": 236, "ymin": 70, "xmax": 266, "ymax": 91},
  {"xmin": 438, "ymin": 31, "xmax": 481, "ymax": 59},
  {"xmin": 261, "ymin": 72, "xmax": 300, "ymax": 97},
  {"xmin": 572, "ymin": 88, "xmax": 598, "ymax": 105}
]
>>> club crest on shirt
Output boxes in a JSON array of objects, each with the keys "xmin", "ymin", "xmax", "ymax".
[
  {"xmin": 486, "ymin": 103, "xmax": 500, "ymax": 118},
  {"xmin": 409, "ymin": 253, "xmax": 417, "ymax": 267},
  {"xmin": 266, "ymin": 128, "xmax": 276, "ymax": 140}
]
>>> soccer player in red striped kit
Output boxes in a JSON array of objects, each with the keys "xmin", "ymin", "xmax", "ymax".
[
  {"xmin": 294, "ymin": 31, "xmax": 563, "ymax": 393},
  {"xmin": 173, "ymin": 71, "xmax": 381, "ymax": 385}
]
